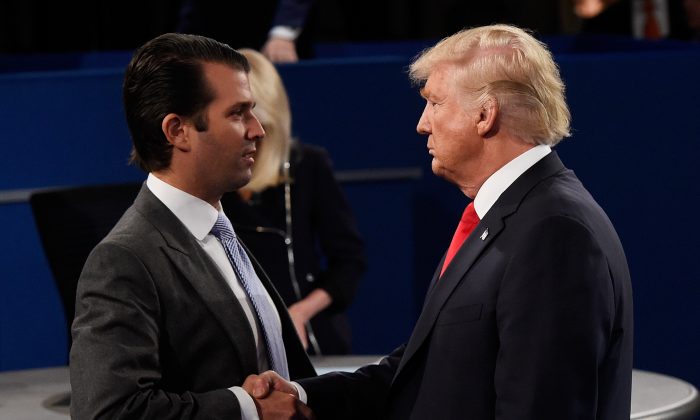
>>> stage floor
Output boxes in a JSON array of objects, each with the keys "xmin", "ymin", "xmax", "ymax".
[{"xmin": 0, "ymin": 356, "xmax": 697, "ymax": 419}]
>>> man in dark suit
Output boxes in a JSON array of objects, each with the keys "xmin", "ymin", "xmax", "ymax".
[
  {"xmin": 69, "ymin": 33, "xmax": 315, "ymax": 419},
  {"xmin": 245, "ymin": 24, "xmax": 633, "ymax": 419},
  {"xmin": 177, "ymin": 0, "xmax": 316, "ymax": 62}
]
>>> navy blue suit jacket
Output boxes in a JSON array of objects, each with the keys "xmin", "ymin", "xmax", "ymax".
[
  {"xmin": 177, "ymin": 0, "xmax": 314, "ymax": 52},
  {"xmin": 272, "ymin": 0, "xmax": 313, "ymax": 28},
  {"xmin": 299, "ymin": 152, "xmax": 633, "ymax": 419}
]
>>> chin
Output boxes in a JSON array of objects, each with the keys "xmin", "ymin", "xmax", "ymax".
[
  {"xmin": 431, "ymin": 162, "xmax": 445, "ymax": 178},
  {"xmin": 432, "ymin": 165, "xmax": 457, "ymax": 185},
  {"xmin": 229, "ymin": 176, "xmax": 252, "ymax": 192}
]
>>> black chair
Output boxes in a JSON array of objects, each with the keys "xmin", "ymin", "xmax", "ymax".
[{"xmin": 29, "ymin": 182, "xmax": 142, "ymax": 356}]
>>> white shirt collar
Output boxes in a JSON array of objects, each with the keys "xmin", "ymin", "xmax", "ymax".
[
  {"xmin": 473, "ymin": 144, "xmax": 551, "ymax": 218},
  {"xmin": 146, "ymin": 173, "xmax": 221, "ymax": 241}
]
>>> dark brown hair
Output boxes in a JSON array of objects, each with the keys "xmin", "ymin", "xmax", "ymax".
[{"xmin": 123, "ymin": 33, "xmax": 249, "ymax": 172}]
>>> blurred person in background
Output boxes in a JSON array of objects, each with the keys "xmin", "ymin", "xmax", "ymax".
[
  {"xmin": 683, "ymin": 0, "xmax": 700, "ymax": 39},
  {"xmin": 177, "ymin": 0, "xmax": 315, "ymax": 62},
  {"xmin": 574, "ymin": 0, "xmax": 693, "ymax": 39},
  {"xmin": 222, "ymin": 48, "xmax": 366, "ymax": 355}
]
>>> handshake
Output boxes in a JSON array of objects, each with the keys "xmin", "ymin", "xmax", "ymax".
[{"xmin": 243, "ymin": 371, "xmax": 314, "ymax": 420}]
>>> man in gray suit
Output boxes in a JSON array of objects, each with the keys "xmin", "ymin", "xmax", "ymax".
[{"xmin": 70, "ymin": 33, "xmax": 315, "ymax": 419}]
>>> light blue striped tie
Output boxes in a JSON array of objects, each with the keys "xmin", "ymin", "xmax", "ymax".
[{"xmin": 211, "ymin": 213, "xmax": 290, "ymax": 379}]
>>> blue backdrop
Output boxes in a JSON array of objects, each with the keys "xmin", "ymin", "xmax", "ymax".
[{"xmin": 0, "ymin": 38, "xmax": 698, "ymax": 391}]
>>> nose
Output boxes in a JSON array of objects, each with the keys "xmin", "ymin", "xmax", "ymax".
[
  {"xmin": 247, "ymin": 113, "xmax": 265, "ymax": 141},
  {"xmin": 417, "ymin": 103, "xmax": 431, "ymax": 135}
]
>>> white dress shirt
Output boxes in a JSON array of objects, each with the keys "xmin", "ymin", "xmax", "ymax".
[
  {"xmin": 147, "ymin": 173, "xmax": 282, "ymax": 420},
  {"xmin": 473, "ymin": 145, "xmax": 551, "ymax": 218}
]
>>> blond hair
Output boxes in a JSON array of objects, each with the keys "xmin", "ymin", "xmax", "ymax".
[
  {"xmin": 409, "ymin": 24, "xmax": 570, "ymax": 146},
  {"xmin": 239, "ymin": 48, "xmax": 292, "ymax": 192}
]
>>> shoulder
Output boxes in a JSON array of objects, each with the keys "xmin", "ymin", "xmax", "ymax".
[
  {"xmin": 92, "ymin": 204, "xmax": 168, "ymax": 267},
  {"xmin": 524, "ymin": 169, "xmax": 600, "ymax": 220},
  {"xmin": 291, "ymin": 142, "xmax": 334, "ymax": 177},
  {"xmin": 509, "ymin": 170, "xmax": 625, "ymax": 261},
  {"xmin": 293, "ymin": 142, "xmax": 330, "ymax": 164}
]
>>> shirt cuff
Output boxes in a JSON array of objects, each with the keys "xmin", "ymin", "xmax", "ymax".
[
  {"xmin": 269, "ymin": 25, "xmax": 301, "ymax": 41},
  {"xmin": 292, "ymin": 381, "xmax": 308, "ymax": 404},
  {"xmin": 230, "ymin": 386, "xmax": 260, "ymax": 420}
]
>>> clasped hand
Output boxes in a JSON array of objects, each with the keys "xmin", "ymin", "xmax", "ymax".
[{"xmin": 243, "ymin": 371, "xmax": 314, "ymax": 420}]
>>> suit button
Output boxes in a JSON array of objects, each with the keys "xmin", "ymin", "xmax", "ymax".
[{"xmin": 306, "ymin": 273, "xmax": 315, "ymax": 282}]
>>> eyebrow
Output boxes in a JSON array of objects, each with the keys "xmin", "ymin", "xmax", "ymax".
[{"xmin": 420, "ymin": 87, "xmax": 444, "ymax": 102}]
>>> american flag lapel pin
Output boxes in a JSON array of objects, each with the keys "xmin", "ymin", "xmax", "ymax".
[{"xmin": 480, "ymin": 228, "xmax": 489, "ymax": 241}]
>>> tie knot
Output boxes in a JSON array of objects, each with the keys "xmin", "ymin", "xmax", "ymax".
[
  {"xmin": 439, "ymin": 201, "xmax": 481, "ymax": 277},
  {"xmin": 462, "ymin": 202, "xmax": 479, "ymax": 225},
  {"xmin": 211, "ymin": 213, "xmax": 235, "ymax": 242}
]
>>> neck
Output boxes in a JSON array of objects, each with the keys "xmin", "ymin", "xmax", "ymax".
[
  {"xmin": 152, "ymin": 170, "xmax": 222, "ymax": 210},
  {"xmin": 458, "ymin": 136, "xmax": 536, "ymax": 199}
]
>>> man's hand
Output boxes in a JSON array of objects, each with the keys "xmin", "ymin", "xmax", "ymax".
[
  {"xmin": 253, "ymin": 390, "xmax": 314, "ymax": 420},
  {"xmin": 243, "ymin": 371, "xmax": 298, "ymax": 399},
  {"xmin": 262, "ymin": 38, "xmax": 299, "ymax": 63},
  {"xmin": 244, "ymin": 372, "xmax": 313, "ymax": 419}
]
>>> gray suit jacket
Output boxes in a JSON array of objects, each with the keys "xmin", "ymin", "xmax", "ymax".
[{"xmin": 70, "ymin": 184, "xmax": 316, "ymax": 420}]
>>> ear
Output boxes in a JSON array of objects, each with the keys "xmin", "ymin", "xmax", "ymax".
[
  {"xmin": 161, "ymin": 113, "xmax": 192, "ymax": 152},
  {"xmin": 476, "ymin": 97, "xmax": 499, "ymax": 137}
]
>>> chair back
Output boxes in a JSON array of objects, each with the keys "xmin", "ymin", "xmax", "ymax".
[{"xmin": 29, "ymin": 182, "xmax": 142, "ymax": 353}]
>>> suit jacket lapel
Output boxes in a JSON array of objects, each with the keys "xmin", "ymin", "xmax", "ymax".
[
  {"xmin": 395, "ymin": 213, "xmax": 506, "ymax": 380},
  {"xmin": 424, "ymin": 254, "xmax": 446, "ymax": 300},
  {"xmin": 133, "ymin": 185, "xmax": 259, "ymax": 374},
  {"xmin": 394, "ymin": 152, "xmax": 567, "ymax": 382}
]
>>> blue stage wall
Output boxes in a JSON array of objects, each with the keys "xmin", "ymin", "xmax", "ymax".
[{"xmin": 1, "ymin": 41, "xmax": 698, "ymax": 390}]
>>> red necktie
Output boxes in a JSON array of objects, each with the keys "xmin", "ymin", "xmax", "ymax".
[
  {"xmin": 643, "ymin": 0, "xmax": 661, "ymax": 39},
  {"xmin": 440, "ymin": 202, "xmax": 480, "ymax": 277}
]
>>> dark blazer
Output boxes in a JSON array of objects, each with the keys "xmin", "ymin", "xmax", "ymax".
[
  {"xmin": 299, "ymin": 152, "xmax": 633, "ymax": 419},
  {"xmin": 70, "ymin": 184, "xmax": 316, "ymax": 420},
  {"xmin": 221, "ymin": 143, "xmax": 366, "ymax": 354},
  {"xmin": 272, "ymin": 0, "xmax": 314, "ymax": 28},
  {"xmin": 177, "ymin": 0, "xmax": 315, "ymax": 57}
]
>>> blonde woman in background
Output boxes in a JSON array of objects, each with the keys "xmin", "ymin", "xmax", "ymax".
[{"xmin": 221, "ymin": 49, "xmax": 366, "ymax": 355}]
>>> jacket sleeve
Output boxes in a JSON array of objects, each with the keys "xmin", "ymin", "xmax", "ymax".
[
  {"xmin": 298, "ymin": 345, "xmax": 403, "ymax": 420},
  {"xmin": 307, "ymin": 147, "xmax": 366, "ymax": 311},
  {"xmin": 69, "ymin": 241, "xmax": 241, "ymax": 420},
  {"xmin": 272, "ymin": 0, "xmax": 314, "ymax": 29}
]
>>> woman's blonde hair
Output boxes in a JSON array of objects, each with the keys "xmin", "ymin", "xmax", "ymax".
[
  {"xmin": 409, "ymin": 24, "xmax": 571, "ymax": 146},
  {"xmin": 239, "ymin": 48, "xmax": 292, "ymax": 192}
]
